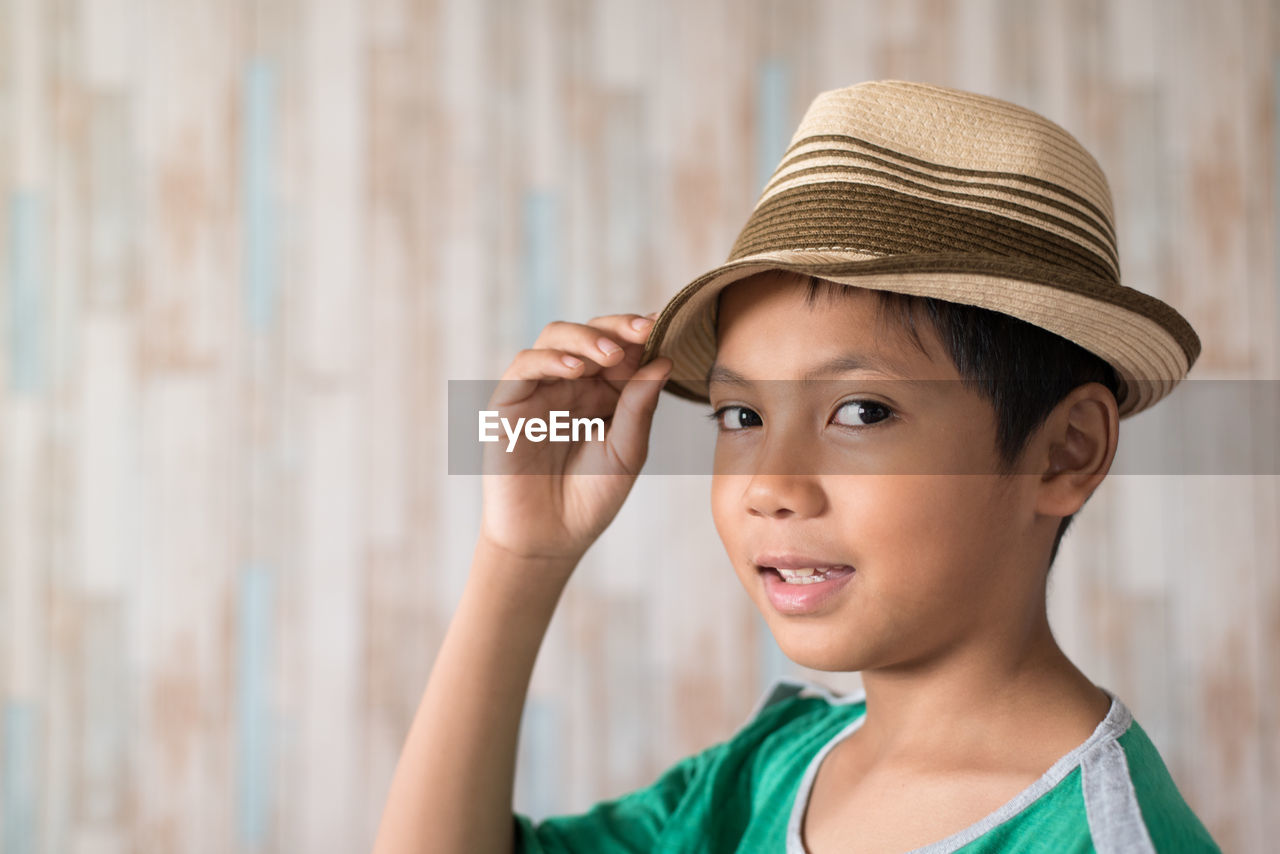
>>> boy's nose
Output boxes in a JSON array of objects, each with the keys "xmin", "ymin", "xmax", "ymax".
[{"xmin": 742, "ymin": 471, "xmax": 826, "ymax": 519}]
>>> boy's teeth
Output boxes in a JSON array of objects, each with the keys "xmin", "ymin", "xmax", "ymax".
[{"xmin": 777, "ymin": 567, "xmax": 827, "ymax": 584}]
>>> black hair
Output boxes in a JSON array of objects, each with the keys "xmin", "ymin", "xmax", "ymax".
[{"xmin": 801, "ymin": 275, "xmax": 1121, "ymax": 573}]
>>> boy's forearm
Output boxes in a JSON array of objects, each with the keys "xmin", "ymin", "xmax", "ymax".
[{"xmin": 372, "ymin": 536, "xmax": 574, "ymax": 854}]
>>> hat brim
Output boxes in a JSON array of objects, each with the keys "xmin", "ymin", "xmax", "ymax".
[{"xmin": 640, "ymin": 249, "xmax": 1201, "ymax": 420}]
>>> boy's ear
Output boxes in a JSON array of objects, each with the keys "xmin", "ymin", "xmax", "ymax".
[{"xmin": 1036, "ymin": 382, "xmax": 1119, "ymax": 517}]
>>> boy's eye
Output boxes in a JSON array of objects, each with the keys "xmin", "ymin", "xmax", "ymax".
[
  {"xmin": 705, "ymin": 400, "xmax": 894, "ymax": 432},
  {"xmin": 707, "ymin": 405, "xmax": 763, "ymax": 431},
  {"xmin": 833, "ymin": 399, "xmax": 893, "ymax": 427}
]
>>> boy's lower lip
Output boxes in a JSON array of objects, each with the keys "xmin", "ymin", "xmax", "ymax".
[{"xmin": 758, "ymin": 566, "xmax": 856, "ymax": 615}]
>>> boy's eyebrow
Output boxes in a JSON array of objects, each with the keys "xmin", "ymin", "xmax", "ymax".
[{"xmin": 706, "ymin": 352, "xmax": 908, "ymax": 387}]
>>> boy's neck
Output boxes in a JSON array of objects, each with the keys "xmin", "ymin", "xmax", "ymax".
[{"xmin": 853, "ymin": 615, "xmax": 1111, "ymax": 772}]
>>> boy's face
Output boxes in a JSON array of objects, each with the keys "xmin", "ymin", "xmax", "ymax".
[{"xmin": 708, "ymin": 271, "xmax": 1051, "ymax": 672}]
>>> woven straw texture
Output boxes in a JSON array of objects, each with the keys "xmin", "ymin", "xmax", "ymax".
[{"xmin": 641, "ymin": 80, "xmax": 1202, "ymax": 419}]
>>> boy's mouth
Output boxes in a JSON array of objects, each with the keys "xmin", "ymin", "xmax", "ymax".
[
  {"xmin": 755, "ymin": 560, "xmax": 859, "ymax": 614},
  {"xmin": 766, "ymin": 566, "xmax": 855, "ymax": 585},
  {"xmin": 754, "ymin": 554, "xmax": 855, "ymax": 585}
]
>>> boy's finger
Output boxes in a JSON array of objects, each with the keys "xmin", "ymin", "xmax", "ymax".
[
  {"xmin": 530, "ymin": 314, "xmax": 654, "ymax": 360},
  {"xmin": 600, "ymin": 357, "xmax": 673, "ymax": 476},
  {"xmin": 491, "ymin": 348, "xmax": 588, "ymax": 406},
  {"xmin": 584, "ymin": 315, "xmax": 658, "ymax": 388},
  {"xmin": 527, "ymin": 321, "xmax": 627, "ymax": 376},
  {"xmin": 585, "ymin": 312, "xmax": 656, "ymax": 344}
]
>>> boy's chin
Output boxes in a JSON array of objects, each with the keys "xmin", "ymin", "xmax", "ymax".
[{"xmin": 766, "ymin": 625, "xmax": 880, "ymax": 673}]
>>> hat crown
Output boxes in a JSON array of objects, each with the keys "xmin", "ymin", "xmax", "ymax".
[
  {"xmin": 790, "ymin": 80, "xmax": 1115, "ymax": 220},
  {"xmin": 728, "ymin": 79, "xmax": 1120, "ymax": 286},
  {"xmin": 643, "ymin": 79, "xmax": 1202, "ymax": 421}
]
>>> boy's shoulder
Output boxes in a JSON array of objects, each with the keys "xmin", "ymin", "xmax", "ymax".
[
  {"xmin": 726, "ymin": 677, "xmax": 869, "ymax": 774},
  {"xmin": 737, "ymin": 676, "xmax": 867, "ymax": 733},
  {"xmin": 1114, "ymin": 715, "xmax": 1223, "ymax": 853},
  {"xmin": 733, "ymin": 678, "xmax": 1222, "ymax": 853}
]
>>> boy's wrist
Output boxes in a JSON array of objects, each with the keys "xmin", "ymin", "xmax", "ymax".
[{"xmin": 471, "ymin": 534, "xmax": 579, "ymax": 596}]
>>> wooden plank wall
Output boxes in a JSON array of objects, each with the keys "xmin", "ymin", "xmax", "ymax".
[{"xmin": 0, "ymin": 0, "xmax": 1275, "ymax": 851}]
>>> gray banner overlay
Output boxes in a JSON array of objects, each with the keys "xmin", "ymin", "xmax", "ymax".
[{"xmin": 448, "ymin": 380, "xmax": 1280, "ymax": 475}]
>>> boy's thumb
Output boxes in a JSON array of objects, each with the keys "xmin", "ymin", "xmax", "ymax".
[{"xmin": 605, "ymin": 358, "xmax": 672, "ymax": 476}]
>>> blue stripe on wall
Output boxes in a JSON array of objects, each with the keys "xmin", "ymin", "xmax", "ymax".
[
  {"xmin": 244, "ymin": 59, "xmax": 279, "ymax": 333},
  {"xmin": 7, "ymin": 192, "xmax": 44, "ymax": 395},
  {"xmin": 1274, "ymin": 59, "xmax": 1280, "ymax": 350},
  {"xmin": 3, "ymin": 702, "xmax": 39, "ymax": 854},
  {"xmin": 753, "ymin": 59, "xmax": 796, "ymax": 689},
  {"xmin": 239, "ymin": 63, "xmax": 279, "ymax": 839},
  {"xmin": 236, "ymin": 565, "xmax": 274, "ymax": 845},
  {"xmin": 522, "ymin": 190, "xmax": 560, "ymax": 347},
  {"xmin": 515, "ymin": 697, "xmax": 560, "ymax": 822},
  {"xmin": 755, "ymin": 59, "xmax": 791, "ymax": 195},
  {"xmin": 755, "ymin": 610, "xmax": 794, "ymax": 691}
]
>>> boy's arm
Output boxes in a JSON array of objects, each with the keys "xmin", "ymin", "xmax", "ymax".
[
  {"xmin": 371, "ymin": 313, "xmax": 669, "ymax": 854},
  {"xmin": 371, "ymin": 534, "xmax": 573, "ymax": 854}
]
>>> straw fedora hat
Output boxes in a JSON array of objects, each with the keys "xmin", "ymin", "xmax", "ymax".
[{"xmin": 639, "ymin": 79, "xmax": 1201, "ymax": 419}]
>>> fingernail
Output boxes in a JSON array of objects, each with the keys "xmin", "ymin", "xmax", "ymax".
[
  {"xmin": 630, "ymin": 316, "xmax": 654, "ymax": 331},
  {"xmin": 597, "ymin": 337, "xmax": 621, "ymax": 356},
  {"xmin": 561, "ymin": 355, "xmax": 583, "ymax": 369}
]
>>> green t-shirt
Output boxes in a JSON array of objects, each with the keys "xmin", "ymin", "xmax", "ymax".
[{"xmin": 513, "ymin": 678, "xmax": 1221, "ymax": 853}]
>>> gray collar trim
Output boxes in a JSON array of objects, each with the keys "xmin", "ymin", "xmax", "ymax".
[{"xmin": 785, "ymin": 684, "xmax": 1132, "ymax": 854}]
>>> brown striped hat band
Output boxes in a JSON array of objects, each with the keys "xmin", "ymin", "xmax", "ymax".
[{"xmin": 640, "ymin": 79, "xmax": 1201, "ymax": 419}]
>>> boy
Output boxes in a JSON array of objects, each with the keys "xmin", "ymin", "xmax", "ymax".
[{"xmin": 372, "ymin": 80, "xmax": 1221, "ymax": 852}]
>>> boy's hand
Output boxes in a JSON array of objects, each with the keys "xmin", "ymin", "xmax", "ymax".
[{"xmin": 478, "ymin": 312, "xmax": 673, "ymax": 572}]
